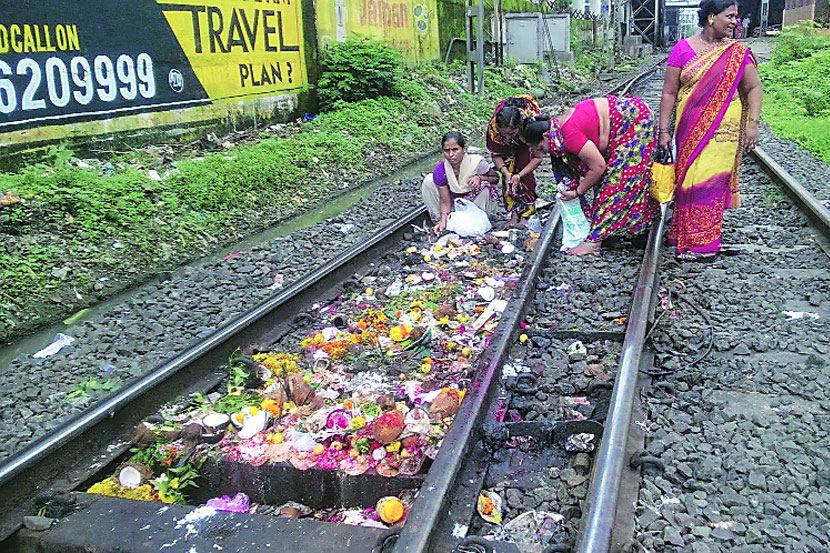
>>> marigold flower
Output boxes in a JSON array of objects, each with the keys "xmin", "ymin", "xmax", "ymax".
[{"xmin": 389, "ymin": 325, "xmax": 410, "ymax": 342}]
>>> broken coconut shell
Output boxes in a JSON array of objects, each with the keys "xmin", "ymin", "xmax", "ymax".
[
  {"xmin": 130, "ymin": 422, "xmax": 157, "ymax": 450},
  {"xmin": 287, "ymin": 374, "xmax": 314, "ymax": 405},
  {"xmin": 428, "ymin": 390, "xmax": 461, "ymax": 419},
  {"xmin": 201, "ymin": 412, "xmax": 230, "ymax": 432},
  {"xmin": 372, "ymin": 412, "xmax": 404, "ymax": 444},
  {"xmin": 376, "ymin": 394, "xmax": 396, "ymax": 411},
  {"xmin": 180, "ymin": 422, "xmax": 206, "ymax": 447},
  {"xmin": 117, "ymin": 461, "xmax": 153, "ymax": 489}
]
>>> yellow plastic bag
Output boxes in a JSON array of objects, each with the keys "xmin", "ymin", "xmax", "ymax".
[{"xmin": 650, "ymin": 148, "xmax": 675, "ymax": 204}]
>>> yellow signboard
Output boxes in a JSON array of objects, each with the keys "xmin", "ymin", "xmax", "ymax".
[
  {"xmin": 158, "ymin": 0, "xmax": 307, "ymax": 101},
  {"xmin": 316, "ymin": 0, "xmax": 439, "ymax": 62}
]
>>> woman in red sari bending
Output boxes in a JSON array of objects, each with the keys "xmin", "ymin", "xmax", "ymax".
[{"xmin": 658, "ymin": 0, "xmax": 762, "ymax": 261}]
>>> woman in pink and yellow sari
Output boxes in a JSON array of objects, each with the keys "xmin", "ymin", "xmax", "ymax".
[{"xmin": 658, "ymin": 0, "xmax": 762, "ymax": 260}]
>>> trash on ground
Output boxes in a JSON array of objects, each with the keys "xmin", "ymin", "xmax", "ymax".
[
  {"xmin": 0, "ymin": 190, "xmax": 21, "ymax": 207},
  {"xmin": 567, "ymin": 340, "xmax": 587, "ymax": 361},
  {"xmin": 206, "ymin": 493, "xmax": 250, "ymax": 513},
  {"xmin": 565, "ymin": 433, "xmax": 595, "ymax": 452},
  {"xmin": 477, "ymin": 490, "xmax": 503, "ymax": 524},
  {"xmin": 484, "ymin": 510, "xmax": 565, "ymax": 552},
  {"xmin": 270, "ymin": 273, "xmax": 285, "ymax": 290},
  {"xmin": 782, "ymin": 311, "xmax": 820, "ymax": 320},
  {"xmin": 33, "ymin": 333, "xmax": 75, "ymax": 359}
]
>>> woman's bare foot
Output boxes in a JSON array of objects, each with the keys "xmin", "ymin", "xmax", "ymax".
[
  {"xmin": 567, "ymin": 240, "xmax": 601, "ymax": 256},
  {"xmin": 505, "ymin": 213, "xmax": 520, "ymax": 229}
]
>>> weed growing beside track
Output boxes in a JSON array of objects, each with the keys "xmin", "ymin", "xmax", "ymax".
[{"xmin": 759, "ymin": 25, "xmax": 830, "ymax": 162}]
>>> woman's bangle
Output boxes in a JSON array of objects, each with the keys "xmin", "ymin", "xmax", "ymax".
[{"xmin": 749, "ymin": 117, "xmax": 760, "ymax": 123}]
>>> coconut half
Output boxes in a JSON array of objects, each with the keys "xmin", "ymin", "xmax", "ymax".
[{"xmin": 118, "ymin": 462, "xmax": 152, "ymax": 489}]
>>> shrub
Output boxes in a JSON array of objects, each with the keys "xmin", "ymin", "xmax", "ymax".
[
  {"xmin": 317, "ymin": 37, "xmax": 405, "ymax": 111},
  {"xmin": 803, "ymin": 90, "xmax": 825, "ymax": 117}
]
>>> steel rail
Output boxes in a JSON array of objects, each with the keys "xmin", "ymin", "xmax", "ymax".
[
  {"xmin": 750, "ymin": 146, "xmax": 830, "ymax": 235},
  {"xmin": 0, "ymin": 206, "xmax": 427, "ymax": 489},
  {"xmin": 574, "ymin": 213, "xmax": 665, "ymax": 553},
  {"xmin": 392, "ymin": 209, "xmax": 561, "ymax": 553}
]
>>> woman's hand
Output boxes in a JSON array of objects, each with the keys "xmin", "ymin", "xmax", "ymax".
[
  {"xmin": 508, "ymin": 173, "xmax": 521, "ymax": 194},
  {"xmin": 433, "ymin": 219, "xmax": 446, "ymax": 236},
  {"xmin": 466, "ymin": 174, "xmax": 482, "ymax": 188},
  {"xmin": 658, "ymin": 131, "xmax": 672, "ymax": 150},
  {"xmin": 744, "ymin": 121, "xmax": 759, "ymax": 152},
  {"xmin": 559, "ymin": 189, "xmax": 579, "ymax": 201}
]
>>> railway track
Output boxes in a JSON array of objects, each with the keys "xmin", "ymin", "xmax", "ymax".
[{"xmin": 2, "ymin": 61, "xmax": 828, "ymax": 553}]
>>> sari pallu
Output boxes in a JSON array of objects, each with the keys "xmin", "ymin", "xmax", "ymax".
[{"xmin": 669, "ymin": 40, "xmax": 757, "ymax": 253}]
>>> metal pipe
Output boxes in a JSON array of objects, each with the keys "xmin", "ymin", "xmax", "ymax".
[
  {"xmin": 0, "ymin": 206, "xmax": 427, "ymax": 488},
  {"xmin": 392, "ymin": 210, "xmax": 560, "ymax": 553},
  {"xmin": 575, "ymin": 214, "xmax": 665, "ymax": 553},
  {"xmin": 750, "ymin": 147, "xmax": 830, "ymax": 236}
]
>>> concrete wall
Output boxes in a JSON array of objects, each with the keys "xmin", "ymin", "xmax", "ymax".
[
  {"xmin": 315, "ymin": 0, "xmax": 440, "ymax": 63},
  {"xmin": 783, "ymin": 3, "xmax": 815, "ymax": 24}
]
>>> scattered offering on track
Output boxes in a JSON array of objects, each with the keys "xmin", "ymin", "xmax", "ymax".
[{"xmin": 87, "ymin": 228, "xmax": 541, "ymax": 527}]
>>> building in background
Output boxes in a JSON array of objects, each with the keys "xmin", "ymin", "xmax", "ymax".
[{"xmin": 783, "ymin": 0, "xmax": 829, "ymax": 25}]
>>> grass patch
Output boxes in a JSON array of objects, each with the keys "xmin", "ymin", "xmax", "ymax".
[{"xmin": 759, "ymin": 25, "xmax": 830, "ymax": 162}]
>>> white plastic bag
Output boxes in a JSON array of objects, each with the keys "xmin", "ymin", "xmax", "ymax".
[
  {"xmin": 446, "ymin": 198, "xmax": 492, "ymax": 237},
  {"xmin": 559, "ymin": 196, "xmax": 590, "ymax": 251}
]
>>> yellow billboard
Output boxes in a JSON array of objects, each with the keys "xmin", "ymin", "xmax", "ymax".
[
  {"xmin": 316, "ymin": 0, "xmax": 439, "ymax": 62},
  {"xmin": 158, "ymin": 0, "xmax": 307, "ymax": 101}
]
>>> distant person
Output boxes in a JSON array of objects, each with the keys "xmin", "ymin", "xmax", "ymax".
[
  {"xmin": 734, "ymin": 17, "xmax": 743, "ymax": 38},
  {"xmin": 522, "ymin": 95, "xmax": 659, "ymax": 256},
  {"xmin": 487, "ymin": 95, "xmax": 543, "ymax": 228},
  {"xmin": 658, "ymin": 0, "xmax": 762, "ymax": 261},
  {"xmin": 422, "ymin": 131, "xmax": 500, "ymax": 235}
]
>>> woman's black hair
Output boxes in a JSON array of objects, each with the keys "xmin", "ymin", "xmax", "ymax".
[
  {"xmin": 495, "ymin": 96, "xmax": 530, "ymax": 129},
  {"xmin": 698, "ymin": 0, "xmax": 737, "ymax": 26},
  {"xmin": 441, "ymin": 131, "xmax": 466, "ymax": 148},
  {"xmin": 522, "ymin": 117, "xmax": 551, "ymax": 145}
]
